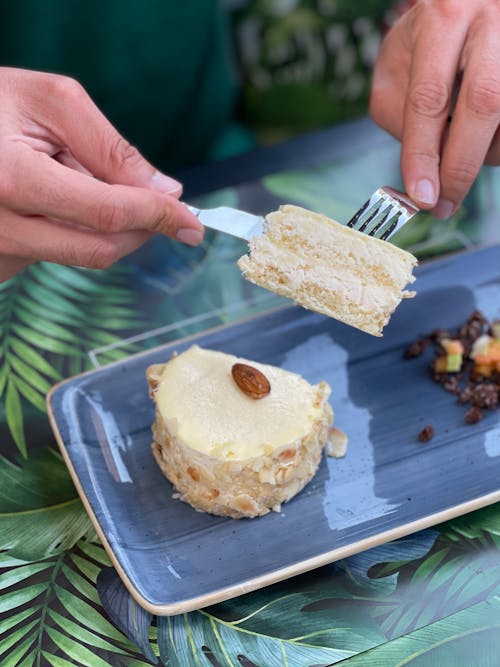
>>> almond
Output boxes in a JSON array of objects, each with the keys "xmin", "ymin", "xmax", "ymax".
[{"xmin": 231, "ymin": 362, "xmax": 271, "ymax": 400}]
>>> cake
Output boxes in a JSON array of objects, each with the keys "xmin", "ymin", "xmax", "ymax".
[
  {"xmin": 147, "ymin": 345, "xmax": 333, "ymax": 518},
  {"xmin": 237, "ymin": 204, "xmax": 418, "ymax": 336}
]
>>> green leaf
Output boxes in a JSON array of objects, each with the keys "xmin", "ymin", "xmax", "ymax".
[
  {"xmin": 38, "ymin": 263, "xmax": 102, "ymax": 291},
  {"xmin": 62, "ymin": 564, "xmax": 100, "ymax": 604},
  {"xmin": 339, "ymin": 596, "xmax": 500, "ymax": 666},
  {"xmin": 55, "ymin": 584, "xmax": 132, "ymax": 644},
  {"xmin": 10, "ymin": 323, "xmax": 82, "ymax": 356},
  {"xmin": 0, "ymin": 448, "xmax": 76, "ymax": 512},
  {"xmin": 158, "ymin": 611, "xmax": 352, "ymax": 667},
  {"xmin": 42, "ymin": 653, "xmax": 78, "ymax": 667},
  {"xmin": 0, "ymin": 618, "xmax": 38, "ymax": 655},
  {"xmin": 77, "ymin": 540, "xmax": 111, "ymax": 566},
  {"xmin": 0, "ymin": 449, "xmax": 90, "ymax": 559},
  {"xmin": 5, "ymin": 379, "xmax": 27, "ymax": 458},
  {"xmin": 13, "ymin": 376, "xmax": 47, "ymax": 413},
  {"xmin": 70, "ymin": 554, "xmax": 101, "ymax": 583},
  {"xmin": 45, "ymin": 626, "xmax": 114, "ymax": 667},
  {"xmin": 0, "ymin": 562, "xmax": 53, "ymax": 590},
  {"xmin": 0, "ymin": 363, "xmax": 8, "ymax": 396},
  {"xmin": 0, "ymin": 605, "xmax": 40, "ymax": 635},
  {"xmin": 20, "ymin": 279, "xmax": 86, "ymax": 321},
  {"xmin": 410, "ymin": 548, "xmax": 450, "ymax": 584},
  {"xmin": 96, "ymin": 569, "xmax": 155, "ymax": 662},
  {"xmin": 16, "ymin": 648, "xmax": 36, "ymax": 667},
  {"xmin": 0, "ymin": 584, "xmax": 46, "ymax": 613},
  {"xmin": 48, "ymin": 609, "xmax": 131, "ymax": 655},
  {"xmin": 9, "ymin": 355, "xmax": 53, "ymax": 394},
  {"xmin": 14, "ymin": 306, "xmax": 77, "ymax": 343},
  {"xmin": 0, "ymin": 499, "xmax": 90, "ymax": 560},
  {"xmin": 16, "ymin": 295, "xmax": 81, "ymax": 327},
  {"xmin": 0, "ymin": 632, "xmax": 37, "ymax": 667},
  {"xmin": 8, "ymin": 338, "xmax": 61, "ymax": 381}
]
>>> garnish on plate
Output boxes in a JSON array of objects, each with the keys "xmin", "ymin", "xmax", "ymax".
[{"xmin": 405, "ymin": 310, "xmax": 500, "ymax": 425}]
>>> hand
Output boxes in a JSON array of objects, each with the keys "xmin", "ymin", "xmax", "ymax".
[
  {"xmin": 0, "ymin": 67, "xmax": 204, "ymax": 282},
  {"xmin": 370, "ymin": 0, "xmax": 500, "ymax": 218}
]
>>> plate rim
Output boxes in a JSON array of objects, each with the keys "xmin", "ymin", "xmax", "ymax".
[{"xmin": 46, "ymin": 243, "xmax": 500, "ymax": 615}]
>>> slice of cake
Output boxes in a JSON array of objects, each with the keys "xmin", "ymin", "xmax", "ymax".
[
  {"xmin": 237, "ymin": 204, "xmax": 418, "ymax": 336},
  {"xmin": 147, "ymin": 345, "xmax": 333, "ymax": 519}
]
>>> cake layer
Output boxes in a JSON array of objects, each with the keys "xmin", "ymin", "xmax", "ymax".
[
  {"xmin": 147, "ymin": 345, "xmax": 333, "ymax": 518},
  {"xmin": 153, "ymin": 345, "xmax": 325, "ymax": 461},
  {"xmin": 237, "ymin": 204, "xmax": 418, "ymax": 336}
]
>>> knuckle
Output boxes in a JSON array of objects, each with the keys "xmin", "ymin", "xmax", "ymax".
[
  {"xmin": 84, "ymin": 239, "xmax": 120, "ymax": 270},
  {"xmin": 442, "ymin": 160, "xmax": 479, "ymax": 187},
  {"xmin": 107, "ymin": 136, "xmax": 143, "ymax": 173},
  {"xmin": 405, "ymin": 148, "xmax": 440, "ymax": 164},
  {"xmin": 149, "ymin": 206, "xmax": 172, "ymax": 234},
  {"xmin": 408, "ymin": 80, "xmax": 450, "ymax": 118},
  {"xmin": 95, "ymin": 197, "xmax": 129, "ymax": 233},
  {"xmin": 466, "ymin": 80, "xmax": 500, "ymax": 118},
  {"xmin": 48, "ymin": 74, "xmax": 87, "ymax": 103}
]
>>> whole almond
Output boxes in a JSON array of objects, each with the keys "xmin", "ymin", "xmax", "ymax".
[{"xmin": 231, "ymin": 363, "xmax": 271, "ymax": 400}]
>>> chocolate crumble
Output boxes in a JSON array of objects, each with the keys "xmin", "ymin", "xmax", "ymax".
[
  {"xmin": 405, "ymin": 310, "xmax": 499, "ymax": 427},
  {"xmin": 418, "ymin": 425, "xmax": 435, "ymax": 442}
]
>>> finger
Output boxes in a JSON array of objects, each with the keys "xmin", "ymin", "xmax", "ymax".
[
  {"xmin": 438, "ymin": 14, "xmax": 500, "ymax": 214},
  {"xmin": 0, "ymin": 212, "xmax": 153, "ymax": 269},
  {"xmin": 2, "ymin": 146, "xmax": 204, "ymax": 244},
  {"xmin": 370, "ymin": 17, "xmax": 410, "ymax": 140},
  {"xmin": 28, "ymin": 72, "xmax": 182, "ymax": 194},
  {"xmin": 400, "ymin": 17, "xmax": 468, "ymax": 210},
  {"xmin": 53, "ymin": 148, "xmax": 94, "ymax": 176}
]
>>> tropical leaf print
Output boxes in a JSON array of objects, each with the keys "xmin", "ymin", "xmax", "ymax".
[
  {"xmin": 336, "ymin": 594, "xmax": 500, "ymax": 667},
  {"xmin": 95, "ymin": 532, "xmax": 439, "ymax": 666},
  {"xmin": 0, "ymin": 536, "xmax": 154, "ymax": 667},
  {"xmin": 0, "ymin": 448, "xmax": 90, "ymax": 561},
  {"xmin": 0, "ymin": 262, "xmax": 139, "ymax": 457}
]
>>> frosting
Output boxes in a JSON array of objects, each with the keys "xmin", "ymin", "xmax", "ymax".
[{"xmin": 155, "ymin": 345, "xmax": 325, "ymax": 460}]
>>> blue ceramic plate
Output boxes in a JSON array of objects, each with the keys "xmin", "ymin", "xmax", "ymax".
[{"xmin": 48, "ymin": 245, "xmax": 500, "ymax": 615}]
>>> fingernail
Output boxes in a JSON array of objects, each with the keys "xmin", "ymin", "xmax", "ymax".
[
  {"xmin": 413, "ymin": 178, "xmax": 436, "ymax": 206},
  {"xmin": 432, "ymin": 198, "xmax": 455, "ymax": 219},
  {"xmin": 176, "ymin": 227, "xmax": 204, "ymax": 246},
  {"xmin": 150, "ymin": 171, "xmax": 182, "ymax": 194}
]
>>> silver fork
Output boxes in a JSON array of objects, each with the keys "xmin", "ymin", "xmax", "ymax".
[
  {"xmin": 187, "ymin": 186, "xmax": 419, "ymax": 243},
  {"xmin": 345, "ymin": 186, "xmax": 419, "ymax": 241}
]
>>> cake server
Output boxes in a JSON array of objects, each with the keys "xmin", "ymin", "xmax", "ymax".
[{"xmin": 187, "ymin": 186, "xmax": 419, "ymax": 243}]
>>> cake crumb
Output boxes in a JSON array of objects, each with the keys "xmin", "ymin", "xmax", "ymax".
[{"xmin": 327, "ymin": 427, "xmax": 348, "ymax": 458}]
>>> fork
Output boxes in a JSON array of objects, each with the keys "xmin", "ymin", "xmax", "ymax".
[
  {"xmin": 345, "ymin": 186, "xmax": 419, "ymax": 241},
  {"xmin": 187, "ymin": 186, "xmax": 419, "ymax": 243}
]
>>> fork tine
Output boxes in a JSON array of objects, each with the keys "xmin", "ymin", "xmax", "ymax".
[{"xmin": 346, "ymin": 186, "xmax": 419, "ymax": 241}]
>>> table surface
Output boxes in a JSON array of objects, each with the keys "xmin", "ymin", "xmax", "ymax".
[{"xmin": 1, "ymin": 117, "xmax": 500, "ymax": 667}]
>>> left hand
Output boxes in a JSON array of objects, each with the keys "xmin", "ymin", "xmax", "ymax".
[{"xmin": 370, "ymin": 0, "xmax": 500, "ymax": 218}]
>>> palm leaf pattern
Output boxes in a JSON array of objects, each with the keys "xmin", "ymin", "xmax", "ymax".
[
  {"xmin": 0, "ymin": 536, "xmax": 154, "ymax": 666},
  {"xmin": 0, "ymin": 263, "xmax": 139, "ymax": 457}
]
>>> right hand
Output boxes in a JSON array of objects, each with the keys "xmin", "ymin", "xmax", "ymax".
[{"xmin": 0, "ymin": 67, "xmax": 204, "ymax": 282}]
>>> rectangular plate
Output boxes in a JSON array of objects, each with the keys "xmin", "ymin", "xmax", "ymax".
[{"xmin": 48, "ymin": 245, "xmax": 500, "ymax": 615}]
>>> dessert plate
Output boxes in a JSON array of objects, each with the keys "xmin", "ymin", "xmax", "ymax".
[{"xmin": 47, "ymin": 245, "xmax": 500, "ymax": 615}]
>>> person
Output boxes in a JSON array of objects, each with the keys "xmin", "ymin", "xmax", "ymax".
[
  {"xmin": 0, "ymin": 0, "xmax": 240, "ymax": 282},
  {"xmin": 1, "ymin": 0, "xmax": 498, "ymax": 282},
  {"xmin": 370, "ymin": 0, "xmax": 500, "ymax": 218}
]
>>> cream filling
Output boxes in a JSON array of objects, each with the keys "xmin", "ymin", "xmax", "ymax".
[
  {"xmin": 237, "ymin": 205, "xmax": 417, "ymax": 336},
  {"xmin": 155, "ymin": 345, "xmax": 325, "ymax": 461}
]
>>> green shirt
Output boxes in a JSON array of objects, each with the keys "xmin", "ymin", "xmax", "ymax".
[{"xmin": 0, "ymin": 0, "xmax": 240, "ymax": 170}]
